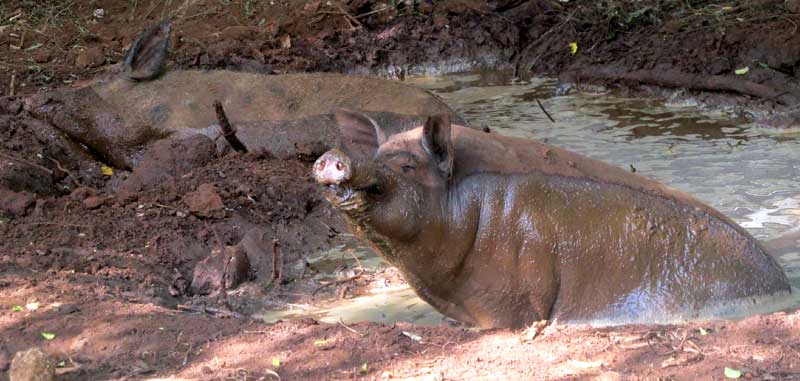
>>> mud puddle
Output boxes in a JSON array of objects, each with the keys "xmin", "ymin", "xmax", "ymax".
[{"xmin": 259, "ymin": 71, "xmax": 800, "ymax": 326}]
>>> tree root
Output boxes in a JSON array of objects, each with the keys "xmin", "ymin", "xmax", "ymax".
[{"xmin": 564, "ymin": 66, "xmax": 800, "ymax": 105}]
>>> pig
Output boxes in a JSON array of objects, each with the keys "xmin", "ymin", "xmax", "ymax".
[
  {"xmin": 313, "ymin": 109, "xmax": 792, "ymax": 328},
  {"xmin": 21, "ymin": 21, "xmax": 465, "ymax": 168}
]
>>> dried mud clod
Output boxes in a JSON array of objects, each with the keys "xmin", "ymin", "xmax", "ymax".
[{"xmin": 9, "ymin": 348, "xmax": 54, "ymax": 381}]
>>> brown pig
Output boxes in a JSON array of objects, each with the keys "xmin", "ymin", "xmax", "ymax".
[
  {"xmin": 313, "ymin": 110, "xmax": 791, "ymax": 328},
  {"xmin": 22, "ymin": 21, "xmax": 464, "ymax": 168}
]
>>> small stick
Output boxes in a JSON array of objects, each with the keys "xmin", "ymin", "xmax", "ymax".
[
  {"xmin": 0, "ymin": 151, "xmax": 53, "ymax": 175},
  {"xmin": 129, "ymin": 0, "xmax": 138, "ymax": 21},
  {"xmin": 330, "ymin": 0, "xmax": 362, "ymax": 28},
  {"xmin": 536, "ymin": 98, "xmax": 556, "ymax": 123},
  {"xmin": 8, "ymin": 72, "xmax": 15, "ymax": 97},
  {"xmin": 213, "ymin": 100, "xmax": 248, "ymax": 153},
  {"xmin": 272, "ymin": 239, "xmax": 282, "ymax": 283},
  {"xmin": 180, "ymin": 342, "xmax": 193, "ymax": 368},
  {"xmin": 142, "ymin": 0, "xmax": 164, "ymax": 20},
  {"xmin": 48, "ymin": 157, "xmax": 83, "ymax": 187},
  {"xmin": 338, "ymin": 317, "xmax": 365, "ymax": 337},
  {"xmin": 355, "ymin": 5, "xmax": 390, "ymax": 19},
  {"xmin": 264, "ymin": 239, "xmax": 282, "ymax": 289}
]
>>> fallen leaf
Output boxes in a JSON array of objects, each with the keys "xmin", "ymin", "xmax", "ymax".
[
  {"xmin": 101, "ymin": 166, "xmax": 114, "ymax": 176},
  {"xmin": 313, "ymin": 339, "xmax": 328, "ymax": 346},
  {"xmin": 57, "ymin": 360, "xmax": 66, "ymax": 368},
  {"xmin": 26, "ymin": 302, "xmax": 40, "ymax": 311},
  {"xmin": 360, "ymin": 362, "xmax": 368, "ymax": 375},
  {"xmin": 272, "ymin": 357, "xmax": 281, "ymax": 368},
  {"xmin": 41, "ymin": 332, "xmax": 56, "ymax": 340},
  {"xmin": 724, "ymin": 367, "xmax": 742, "ymax": 379},
  {"xmin": 26, "ymin": 43, "xmax": 43, "ymax": 50},
  {"xmin": 569, "ymin": 42, "xmax": 578, "ymax": 56},
  {"xmin": 401, "ymin": 331, "xmax": 422, "ymax": 341},
  {"xmin": 699, "ymin": 328, "xmax": 708, "ymax": 335},
  {"xmin": 734, "ymin": 67, "xmax": 749, "ymax": 75}
]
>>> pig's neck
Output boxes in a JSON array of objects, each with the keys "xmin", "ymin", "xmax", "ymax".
[{"xmin": 342, "ymin": 196, "xmax": 472, "ymax": 321}]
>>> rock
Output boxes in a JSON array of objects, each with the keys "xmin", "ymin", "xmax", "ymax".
[
  {"xmin": 9, "ymin": 348, "xmax": 54, "ymax": 381},
  {"xmin": 82, "ymin": 196, "xmax": 105, "ymax": 209},
  {"xmin": 183, "ymin": 183, "xmax": 224, "ymax": 218},
  {"xmin": 32, "ymin": 50, "xmax": 51, "ymax": 63},
  {"xmin": 70, "ymin": 186, "xmax": 97, "ymax": 201},
  {"xmin": 74, "ymin": 46, "xmax": 105, "ymax": 68},
  {"xmin": 241, "ymin": 227, "xmax": 273, "ymax": 281},
  {"xmin": 190, "ymin": 246, "xmax": 251, "ymax": 295},
  {"xmin": 0, "ymin": 188, "xmax": 36, "ymax": 217}
]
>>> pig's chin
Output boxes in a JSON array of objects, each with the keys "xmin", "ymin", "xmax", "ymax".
[{"xmin": 321, "ymin": 182, "xmax": 381, "ymax": 215}]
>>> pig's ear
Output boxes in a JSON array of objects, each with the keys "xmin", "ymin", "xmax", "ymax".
[
  {"xmin": 334, "ymin": 108, "xmax": 388, "ymax": 149},
  {"xmin": 422, "ymin": 114, "xmax": 454, "ymax": 180},
  {"xmin": 123, "ymin": 20, "xmax": 171, "ymax": 81}
]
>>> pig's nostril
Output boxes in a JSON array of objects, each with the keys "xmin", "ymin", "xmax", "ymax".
[
  {"xmin": 336, "ymin": 162, "xmax": 344, "ymax": 171},
  {"xmin": 316, "ymin": 160, "xmax": 326, "ymax": 171}
]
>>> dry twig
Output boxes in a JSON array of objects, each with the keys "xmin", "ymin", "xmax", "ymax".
[
  {"xmin": 213, "ymin": 100, "xmax": 248, "ymax": 153},
  {"xmin": 536, "ymin": 98, "xmax": 556, "ymax": 123},
  {"xmin": 0, "ymin": 151, "xmax": 53, "ymax": 175}
]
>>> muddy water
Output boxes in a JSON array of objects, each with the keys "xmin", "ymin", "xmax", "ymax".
[{"xmin": 258, "ymin": 72, "xmax": 800, "ymax": 326}]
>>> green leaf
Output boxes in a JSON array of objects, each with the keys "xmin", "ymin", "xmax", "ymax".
[
  {"xmin": 569, "ymin": 42, "xmax": 579, "ymax": 56},
  {"xmin": 41, "ymin": 332, "xmax": 56, "ymax": 340},
  {"xmin": 26, "ymin": 43, "xmax": 43, "ymax": 50},
  {"xmin": 724, "ymin": 367, "xmax": 742, "ymax": 379},
  {"xmin": 56, "ymin": 360, "xmax": 66, "ymax": 368},
  {"xmin": 734, "ymin": 67, "xmax": 749, "ymax": 75},
  {"xmin": 272, "ymin": 357, "xmax": 281, "ymax": 368},
  {"xmin": 12, "ymin": 305, "xmax": 23, "ymax": 312},
  {"xmin": 758, "ymin": 62, "xmax": 770, "ymax": 69}
]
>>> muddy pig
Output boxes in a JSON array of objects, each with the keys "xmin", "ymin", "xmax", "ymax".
[
  {"xmin": 22, "ymin": 21, "xmax": 464, "ymax": 168},
  {"xmin": 313, "ymin": 110, "xmax": 791, "ymax": 328}
]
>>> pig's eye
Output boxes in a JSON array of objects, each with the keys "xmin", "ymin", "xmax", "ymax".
[{"xmin": 401, "ymin": 165, "xmax": 416, "ymax": 174}]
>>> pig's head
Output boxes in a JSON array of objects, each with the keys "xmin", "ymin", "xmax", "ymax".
[{"xmin": 313, "ymin": 109, "xmax": 454, "ymax": 242}]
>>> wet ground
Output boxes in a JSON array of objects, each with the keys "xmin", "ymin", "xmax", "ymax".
[{"xmin": 3, "ymin": 1, "xmax": 800, "ymax": 380}]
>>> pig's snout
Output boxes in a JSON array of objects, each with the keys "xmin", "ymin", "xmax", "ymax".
[{"xmin": 313, "ymin": 149, "xmax": 352, "ymax": 186}]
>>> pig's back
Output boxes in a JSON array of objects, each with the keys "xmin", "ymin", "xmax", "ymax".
[{"xmin": 450, "ymin": 125, "xmax": 740, "ymax": 231}]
